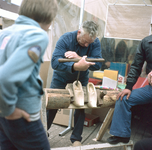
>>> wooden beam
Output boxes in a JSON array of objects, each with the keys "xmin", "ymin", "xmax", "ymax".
[
  {"xmin": 0, "ymin": 0, "xmax": 19, "ymax": 14},
  {"xmin": 96, "ymin": 108, "xmax": 114, "ymax": 140},
  {"xmin": 0, "ymin": 17, "xmax": 2, "ymax": 25},
  {"xmin": 51, "ymin": 140, "xmax": 133, "ymax": 150},
  {"xmin": 40, "ymin": 92, "xmax": 47, "ymax": 131}
]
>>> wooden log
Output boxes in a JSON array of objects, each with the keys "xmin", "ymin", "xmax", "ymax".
[
  {"xmin": 45, "ymin": 87, "xmax": 121, "ymax": 109},
  {"xmin": 46, "ymin": 93, "xmax": 71, "ymax": 109},
  {"xmin": 45, "ymin": 88, "xmax": 69, "ymax": 94},
  {"xmin": 102, "ymin": 90, "xmax": 120, "ymax": 107},
  {"xmin": 102, "ymin": 90, "xmax": 121, "ymax": 98},
  {"xmin": 97, "ymin": 90, "xmax": 121, "ymax": 107}
]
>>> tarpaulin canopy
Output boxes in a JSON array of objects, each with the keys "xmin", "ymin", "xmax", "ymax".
[{"xmin": 104, "ymin": 4, "xmax": 152, "ymax": 40}]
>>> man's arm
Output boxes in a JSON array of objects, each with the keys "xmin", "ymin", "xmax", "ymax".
[
  {"xmin": 51, "ymin": 35, "xmax": 76, "ymax": 74},
  {"xmin": 73, "ymin": 56, "xmax": 95, "ymax": 71},
  {"xmin": 117, "ymin": 40, "xmax": 146, "ymax": 100},
  {"xmin": 125, "ymin": 41, "xmax": 145, "ymax": 90}
]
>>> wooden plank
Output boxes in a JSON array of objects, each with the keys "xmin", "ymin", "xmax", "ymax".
[
  {"xmin": 124, "ymin": 145, "xmax": 133, "ymax": 150},
  {"xmin": 96, "ymin": 108, "xmax": 114, "ymax": 141},
  {"xmin": 51, "ymin": 140, "xmax": 133, "ymax": 150},
  {"xmin": 46, "ymin": 88, "xmax": 69, "ymax": 94},
  {"xmin": 0, "ymin": 0, "xmax": 19, "ymax": 13},
  {"xmin": 40, "ymin": 93, "xmax": 47, "ymax": 131}
]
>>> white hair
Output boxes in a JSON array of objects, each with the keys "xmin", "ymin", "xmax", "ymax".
[{"xmin": 80, "ymin": 21, "xmax": 99, "ymax": 38}]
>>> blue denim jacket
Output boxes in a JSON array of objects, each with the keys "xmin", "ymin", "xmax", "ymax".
[
  {"xmin": 0, "ymin": 15, "xmax": 49, "ymax": 117},
  {"xmin": 51, "ymin": 30, "xmax": 102, "ymax": 88}
]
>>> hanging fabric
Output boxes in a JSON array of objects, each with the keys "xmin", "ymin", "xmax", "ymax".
[{"xmin": 104, "ymin": 4, "xmax": 152, "ymax": 40}]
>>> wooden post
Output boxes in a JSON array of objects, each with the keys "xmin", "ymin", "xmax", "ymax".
[
  {"xmin": 96, "ymin": 108, "xmax": 114, "ymax": 141},
  {"xmin": 40, "ymin": 91, "xmax": 47, "ymax": 131},
  {"xmin": 51, "ymin": 140, "xmax": 133, "ymax": 150}
]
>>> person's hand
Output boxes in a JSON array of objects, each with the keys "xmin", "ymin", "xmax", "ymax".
[
  {"xmin": 73, "ymin": 56, "xmax": 95, "ymax": 71},
  {"xmin": 65, "ymin": 51, "xmax": 81, "ymax": 59},
  {"xmin": 117, "ymin": 89, "xmax": 131, "ymax": 101},
  {"xmin": 5, "ymin": 108, "xmax": 30, "ymax": 122},
  {"xmin": 148, "ymin": 71, "xmax": 152, "ymax": 86}
]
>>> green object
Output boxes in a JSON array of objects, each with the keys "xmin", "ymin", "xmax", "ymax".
[{"xmin": 118, "ymin": 83, "xmax": 126, "ymax": 89}]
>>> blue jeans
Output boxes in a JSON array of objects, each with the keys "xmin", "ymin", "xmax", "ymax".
[
  {"xmin": 0, "ymin": 117, "xmax": 50, "ymax": 150},
  {"xmin": 110, "ymin": 85, "xmax": 152, "ymax": 137}
]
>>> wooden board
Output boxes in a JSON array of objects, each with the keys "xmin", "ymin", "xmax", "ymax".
[{"xmin": 51, "ymin": 140, "xmax": 133, "ymax": 150}]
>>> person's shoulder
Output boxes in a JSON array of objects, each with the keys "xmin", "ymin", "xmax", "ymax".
[
  {"xmin": 142, "ymin": 35, "xmax": 152, "ymax": 43},
  {"xmin": 59, "ymin": 30, "xmax": 77, "ymax": 42},
  {"xmin": 92, "ymin": 37, "xmax": 100, "ymax": 45}
]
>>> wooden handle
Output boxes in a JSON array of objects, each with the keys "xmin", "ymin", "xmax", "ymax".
[{"xmin": 58, "ymin": 58, "xmax": 105, "ymax": 62}]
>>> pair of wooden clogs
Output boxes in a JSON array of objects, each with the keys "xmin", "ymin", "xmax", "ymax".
[{"xmin": 73, "ymin": 81, "xmax": 97, "ymax": 108}]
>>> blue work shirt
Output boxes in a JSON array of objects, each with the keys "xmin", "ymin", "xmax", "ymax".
[
  {"xmin": 0, "ymin": 15, "xmax": 49, "ymax": 117},
  {"xmin": 51, "ymin": 30, "xmax": 102, "ymax": 88}
]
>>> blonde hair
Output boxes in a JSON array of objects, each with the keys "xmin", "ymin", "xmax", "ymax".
[{"xmin": 19, "ymin": 0, "xmax": 57, "ymax": 24}]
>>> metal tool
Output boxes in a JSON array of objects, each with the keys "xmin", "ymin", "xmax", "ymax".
[{"xmin": 76, "ymin": 71, "xmax": 80, "ymax": 85}]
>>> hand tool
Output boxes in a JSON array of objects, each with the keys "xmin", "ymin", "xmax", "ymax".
[
  {"xmin": 58, "ymin": 58, "xmax": 105, "ymax": 85},
  {"xmin": 58, "ymin": 58, "xmax": 105, "ymax": 63}
]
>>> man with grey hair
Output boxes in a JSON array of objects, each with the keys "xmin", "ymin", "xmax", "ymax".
[{"xmin": 47, "ymin": 20, "xmax": 102, "ymax": 146}]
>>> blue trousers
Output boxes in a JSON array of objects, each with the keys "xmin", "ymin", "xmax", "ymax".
[
  {"xmin": 47, "ymin": 82, "xmax": 85, "ymax": 143},
  {"xmin": 0, "ymin": 117, "xmax": 50, "ymax": 150},
  {"xmin": 110, "ymin": 85, "xmax": 152, "ymax": 137},
  {"xmin": 47, "ymin": 109, "xmax": 85, "ymax": 143}
]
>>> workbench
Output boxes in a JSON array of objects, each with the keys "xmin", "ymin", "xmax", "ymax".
[{"xmin": 40, "ymin": 85, "xmax": 133, "ymax": 150}]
